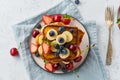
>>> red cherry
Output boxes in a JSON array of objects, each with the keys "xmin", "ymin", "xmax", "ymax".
[
  {"xmin": 53, "ymin": 63, "xmax": 61, "ymax": 70},
  {"xmin": 74, "ymin": 56, "xmax": 82, "ymax": 62},
  {"xmin": 10, "ymin": 48, "xmax": 18, "ymax": 56},
  {"xmin": 53, "ymin": 14, "xmax": 61, "ymax": 22},
  {"xmin": 65, "ymin": 62, "xmax": 73, "ymax": 70},
  {"xmin": 69, "ymin": 44, "xmax": 78, "ymax": 53},
  {"xmin": 32, "ymin": 30, "xmax": 39, "ymax": 38}
]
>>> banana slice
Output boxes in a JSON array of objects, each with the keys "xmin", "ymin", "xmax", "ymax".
[
  {"xmin": 62, "ymin": 31, "xmax": 73, "ymax": 42},
  {"xmin": 56, "ymin": 34, "xmax": 66, "ymax": 45},
  {"xmin": 59, "ymin": 48, "xmax": 70, "ymax": 59},
  {"xmin": 38, "ymin": 46, "xmax": 43, "ymax": 55},
  {"xmin": 46, "ymin": 29, "xmax": 58, "ymax": 40},
  {"xmin": 35, "ymin": 34, "xmax": 40, "ymax": 45},
  {"xmin": 38, "ymin": 34, "xmax": 44, "ymax": 44},
  {"xmin": 62, "ymin": 61, "xmax": 70, "ymax": 64},
  {"xmin": 51, "ymin": 40, "xmax": 58, "ymax": 52},
  {"xmin": 75, "ymin": 48, "xmax": 81, "ymax": 58}
]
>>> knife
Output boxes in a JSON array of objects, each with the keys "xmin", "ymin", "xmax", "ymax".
[{"xmin": 117, "ymin": 6, "xmax": 120, "ymax": 29}]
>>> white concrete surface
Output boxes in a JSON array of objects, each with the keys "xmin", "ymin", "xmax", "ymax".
[{"xmin": 0, "ymin": 0, "xmax": 120, "ymax": 80}]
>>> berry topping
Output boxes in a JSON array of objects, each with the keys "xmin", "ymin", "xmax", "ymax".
[
  {"xmin": 44, "ymin": 63, "xmax": 54, "ymax": 72},
  {"xmin": 69, "ymin": 44, "xmax": 78, "ymax": 53},
  {"xmin": 54, "ymin": 51, "xmax": 60, "ymax": 57},
  {"xmin": 42, "ymin": 15, "xmax": 53, "ymax": 24},
  {"xmin": 118, "ymin": 24, "xmax": 120, "ymax": 29},
  {"xmin": 54, "ymin": 44, "xmax": 59, "ymax": 49},
  {"xmin": 53, "ymin": 14, "xmax": 61, "ymax": 22},
  {"xmin": 58, "ymin": 27, "xmax": 64, "ymax": 33},
  {"xmin": 70, "ymin": 28, "xmax": 74, "ymax": 33},
  {"xmin": 58, "ymin": 37, "xmax": 64, "ymax": 43},
  {"xmin": 61, "ymin": 49, "xmax": 67, "ymax": 54},
  {"xmin": 42, "ymin": 43, "xmax": 50, "ymax": 54},
  {"xmin": 35, "ymin": 52, "xmax": 40, "ymax": 57},
  {"xmin": 59, "ymin": 45, "xmax": 64, "ymax": 50},
  {"xmin": 64, "ymin": 43, "xmax": 70, "ymax": 48},
  {"xmin": 53, "ymin": 63, "xmax": 61, "ymax": 70},
  {"xmin": 35, "ymin": 23, "xmax": 41, "ymax": 29},
  {"xmin": 59, "ymin": 48, "xmax": 70, "ymax": 59},
  {"xmin": 10, "ymin": 48, "xmax": 18, "ymax": 56},
  {"xmin": 30, "ymin": 43, "xmax": 38, "ymax": 54},
  {"xmin": 46, "ymin": 29, "xmax": 58, "ymax": 40},
  {"xmin": 65, "ymin": 62, "xmax": 73, "ymax": 70},
  {"xmin": 61, "ymin": 14, "xmax": 71, "ymax": 25},
  {"xmin": 62, "ymin": 67, "xmax": 67, "ymax": 72},
  {"xmin": 32, "ymin": 30, "xmax": 40, "ymax": 38},
  {"xmin": 49, "ymin": 31, "xmax": 55, "ymax": 36},
  {"xmin": 75, "ymin": 0, "xmax": 80, "ymax": 4},
  {"xmin": 74, "ymin": 56, "xmax": 82, "ymax": 62}
]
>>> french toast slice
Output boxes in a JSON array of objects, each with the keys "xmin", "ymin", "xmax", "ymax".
[{"xmin": 40, "ymin": 24, "xmax": 84, "ymax": 63}]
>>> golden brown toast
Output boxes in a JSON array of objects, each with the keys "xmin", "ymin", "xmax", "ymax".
[{"xmin": 40, "ymin": 24, "xmax": 84, "ymax": 63}]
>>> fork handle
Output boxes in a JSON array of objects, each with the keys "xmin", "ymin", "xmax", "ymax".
[{"xmin": 106, "ymin": 28, "xmax": 112, "ymax": 65}]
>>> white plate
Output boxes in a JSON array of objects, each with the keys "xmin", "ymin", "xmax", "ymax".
[{"xmin": 30, "ymin": 15, "xmax": 89, "ymax": 73}]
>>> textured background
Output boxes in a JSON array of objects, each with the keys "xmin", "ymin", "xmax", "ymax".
[{"xmin": 0, "ymin": 0, "xmax": 120, "ymax": 80}]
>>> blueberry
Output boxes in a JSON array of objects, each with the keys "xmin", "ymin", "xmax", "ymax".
[
  {"xmin": 62, "ymin": 67, "xmax": 67, "ymax": 72},
  {"xmin": 61, "ymin": 49, "xmax": 67, "ymax": 54},
  {"xmin": 75, "ymin": 0, "xmax": 80, "ymax": 5},
  {"xmin": 35, "ymin": 23, "xmax": 41, "ymax": 29},
  {"xmin": 64, "ymin": 43, "xmax": 70, "ymax": 48},
  {"xmin": 58, "ymin": 37, "xmax": 64, "ymax": 43},
  {"xmin": 54, "ymin": 44, "xmax": 59, "ymax": 49},
  {"xmin": 58, "ymin": 27, "xmax": 64, "ymax": 32},
  {"xmin": 54, "ymin": 50, "xmax": 60, "ymax": 57},
  {"xmin": 49, "ymin": 31, "xmax": 55, "ymax": 36},
  {"xmin": 70, "ymin": 28, "xmax": 74, "ymax": 33},
  {"xmin": 35, "ymin": 52, "xmax": 39, "ymax": 57},
  {"xmin": 59, "ymin": 46, "xmax": 64, "ymax": 50}
]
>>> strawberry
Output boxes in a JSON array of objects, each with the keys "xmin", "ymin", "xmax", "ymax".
[
  {"xmin": 30, "ymin": 43, "xmax": 38, "ymax": 54},
  {"xmin": 53, "ymin": 14, "xmax": 61, "ymax": 22},
  {"xmin": 61, "ymin": 19, "xmax": 71, "ymax": 25},
  {"xmin": 61, "ymin": 14, "xmax": 71, "ymax": 25},
  {"xmin": 42, "ymin": 15, "xmax": 53, "ymax": 24},
  {"xmin": 44, "ymin": 63, "xmax": 54, "ymax": 72},
  {"xmin": 42, "ymin": 43, "xmax": 50, "ymax": 54},
  {"xmin": 118, "ymin": 24, "xmax": 120, "ymax": 29}
]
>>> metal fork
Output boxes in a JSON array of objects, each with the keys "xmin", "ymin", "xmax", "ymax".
[{"xmin": 105, "ymin": 6, "xmax": 114, "ymax": 65}]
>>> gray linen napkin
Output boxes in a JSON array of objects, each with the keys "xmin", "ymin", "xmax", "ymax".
[{"xmin": 12, "ymin": 0, "xmax": 108, "ymax": 80}]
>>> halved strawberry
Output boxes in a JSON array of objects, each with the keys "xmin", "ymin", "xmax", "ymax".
[
  {"xmin": 42, "ymin": 15, "xmax": 53, "ymax": 24},
  {"xmin": 61, "ymin": 18, "xmax": 71, "ymax": 25},
  {"xmin": 61, "ymin": 14, "xmax": 71, "ymax": 25},
  {"xmin": 30, "ymin": 43, "xmax": 38, "ymax": 54},
  {"xmin": 42, "ymin": 43, "xmax": 50, "ymax": 54},
  {"xmin": 44, "ymin": 63, "xmax": 54, "ymax": 72},
  {"xmin": 118, "ymin": 24, "xmax": 120, "ymax": 29}
]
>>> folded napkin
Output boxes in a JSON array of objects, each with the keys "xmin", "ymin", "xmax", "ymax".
[{"xmin": 12, "ymin": 0, "xmax": 108, "ymax": 80}]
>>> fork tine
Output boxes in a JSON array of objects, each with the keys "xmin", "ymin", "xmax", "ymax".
[
  {"xmin": 108, "ymin": 7, "xmax": 111, "ymax": 20},
  {"xmin": 105, "ymin": 7, "xmax": 109, "ymax": 20},
  {"xmin": 109, "ymin": 6, "xmax": 114, "ymax": 21},
  {"xmin": 105, "ymin": 7, "xmax": 110, "ymax": 20},
  {"xmin": 111, "ymin": 6, "xmax": 114, "ymax": 20}
]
